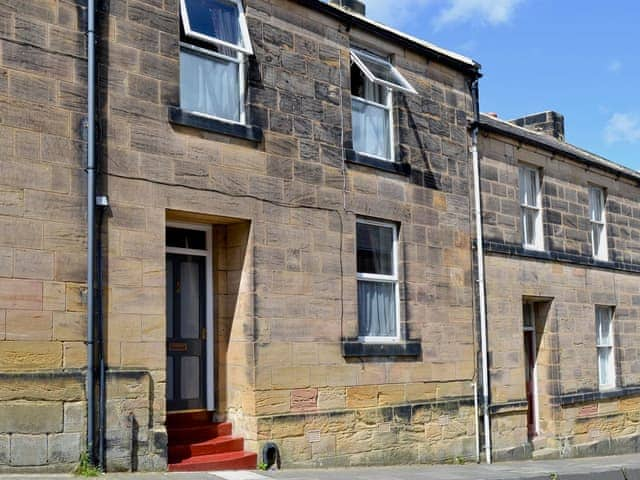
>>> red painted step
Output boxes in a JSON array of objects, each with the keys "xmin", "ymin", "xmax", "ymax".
[
  {"xmin": 168, "ymin": 451, "xmax": 258, "ymax": 472},
  {"xmin": 169, "ymin": 435, "xmax": 245, "ymax": 462},
  {"xmin": 167, "ymin": 411, "xmax": 212, "ymax": 428},
  {"xmin": 167, "ymin": 413, "xmax": 255, "ymax": 472},
  {"xmin": 169, "ymin": 422, "xmax": 233, "ymax": 444}
]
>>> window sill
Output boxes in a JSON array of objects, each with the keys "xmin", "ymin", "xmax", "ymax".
[
  {"xmin": 168, "ymin": 107, "xmax": 263, "ymax": 142},
  {"xmin": 342, "ymin": 340, "xmax": 421, "ymax": 358},
  {"xmin": 553, "ymin": 385, "xmax": 640, "ymax": 407},
  {"xmin": 345, "ymin": 150, "xmax": 411, "ymax": 176}
]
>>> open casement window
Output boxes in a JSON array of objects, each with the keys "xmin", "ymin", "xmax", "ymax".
[
  {"xmin": 589, "ymin": 187, "xmax": 608, "ymax": 261},
  {"xmin": 356, "ymin": 219, "xmax": 400, "ymax": 342},
  {"xmin": 519, "ymin": 165, "xmax": 544, "ymax": 251},
  {"xmin": 595, "ymin": 306, "xmax": 615, "ymax": 390},
  {"xmin": 180, "ymin": 0, "xmax": 253, "ymax": 54},
  {"xmin": 179, "ymin": 0, "xmax": 252, "ymax": 124},
  {"xmin": 350, "ymin": 49, "xmax": 416, "ymax": 162}
]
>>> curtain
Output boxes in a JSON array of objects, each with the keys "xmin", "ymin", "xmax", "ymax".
[
  {"xmin": 187, "ymin": 0, "xmax": 241, "ymax": 47},
  {"xmin": 209, "ymin": 0, "xmax": 240, "ymax": 46},
  {"xmin": 180, "ymin": 48, "xmax": 240, "ymax": 122},
  {"xmin": 590, "ymin": 188, "xmax": 603, "ymax": 221},
  {"xmin": 358, "ymin": 281, "xmax": 396, "ymax": 337},
  {"xmin": 519, "ymin": 167, "xmax": 538, "ymax": 206},
  {"xmin": 352, "ymin": 98, "xmax": 390, "ymax": 160},
  {"xmin": 180, "ymin": 260, "xmax": 201, "ymax": 339},
  {"xmin": 357, "ymin": 222, "xmax": 393, "ymax": 275}
]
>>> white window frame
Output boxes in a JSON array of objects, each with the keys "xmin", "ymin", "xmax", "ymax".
[
  {"xmin": 179, "ymin": 0, "xmax": 251, "ymax": 125},
  {"xmin": 179, "ymin": 0, "xmax": 253, "ymax": 55},
  {"xmin": 179, "ymin": 42, "xmax": 247, "ymax": 125},
  {"xmin": 589, "ymin": 186, "xmax": 608, "ymax": 261},
  {"xmin": 596, "ymin": 305, "xmax": 616, "ymax": 391},
  {"xmin": 166, "ymin": 221, "xmax": 215, "ymax": 411},
  {"xmin": 356, "ymin": 218, "xmax": 401, "ymax": 343},
  {"xmin": 350, "ymin": 49, "xmax": 417, "ymax": 95},
  {"xmin": 351, "ymin": 89, "xmax": 395, "ymax": 163},
  {"xmin": 519, "ymin": 165, "xmax": 544, "ymax": 251}
]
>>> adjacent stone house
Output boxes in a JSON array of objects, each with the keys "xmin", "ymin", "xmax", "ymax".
[{"xmin": 478, "ymin": 112, "xmax": 640, "ymax": 460}]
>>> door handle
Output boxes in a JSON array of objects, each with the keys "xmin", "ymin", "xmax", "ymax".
[{"xmin": 201, "ymin": 328, "xmax": 207, "ymax": 340}]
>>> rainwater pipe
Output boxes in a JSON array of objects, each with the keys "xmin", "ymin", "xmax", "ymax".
[
  {"xmin": 470, "ymin": 78, "xmax": 492, "ymax": 464},
  {"xmin": 86, "ymin": 0, "xmax": 97, "ymax": 465}
]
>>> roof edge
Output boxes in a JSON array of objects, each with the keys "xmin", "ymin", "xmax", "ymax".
[
  {"xmin": 476, "ymin": 114, "xmax": 640, "ymax": 184},
  {"xmin": 293, "ymin": 0, "xmax": 482, "ymax": 78}
]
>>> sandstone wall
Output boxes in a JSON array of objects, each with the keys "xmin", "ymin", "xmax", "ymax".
[
  {"xmin": 98, "ymin": 0, "xmax": 479, "ymax": 468},
  {"xmin": 0, "ymin": 0, "xmax": 90, "ymax": 472}
]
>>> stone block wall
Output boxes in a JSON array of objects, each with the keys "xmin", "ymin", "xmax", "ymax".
[
  {"xmin": 0, "ymin": 0, "xmax": 91, "ymax": 473},
  {"xmin": 484, "ymin": 231, "xmax": 640, "ymax": 459},
  {"xmin": 97, "ymin": 0, "xmax": 479, "ymax": 468},
  {"xmin": 479, "ymin": 129, "xmax": 640, "ymax": 460},
  {"xmin": 479, "ymin": 132, "xmax": 640, "ymax": 264},
  {"xmin": 0, "ymin": 372, "xmax": 86, "ymax": 473},
  {"xmin": 1, "ymin": 0, "xmax": 480, "ymax": 470}
]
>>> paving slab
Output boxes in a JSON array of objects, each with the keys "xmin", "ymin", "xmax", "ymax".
[{"xmin": 2, "ymin": 453, "xmax": 640, "ymax": 480}]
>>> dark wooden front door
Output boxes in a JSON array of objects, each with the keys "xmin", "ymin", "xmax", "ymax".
[
  {"xmin": 166, "ymin": 253, "xmax": 206, "ymax": 411},
  {"xmin": 524, "ymin": 329, "xmax": 537, "ymax": 438}
]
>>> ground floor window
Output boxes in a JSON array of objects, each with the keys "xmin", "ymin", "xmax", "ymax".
[
  {"xmin": 595, "ymin": 305, "xmax": 615, "ymax": 390},
  {"xmin": 356, "ymin": 219, "xmax": 400, "ymax": 342}
]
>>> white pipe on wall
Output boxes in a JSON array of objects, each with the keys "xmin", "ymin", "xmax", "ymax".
[{"xmin": 470, "ymin": 79, "xmax": 492, "ymax": 463}]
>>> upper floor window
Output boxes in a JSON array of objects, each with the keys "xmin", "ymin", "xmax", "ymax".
[
  {"xmin": 519, "ymin": 165, "xmax": 544, "ymax": 251},
  {"xmin": 589, "ymin": 186, "xmax": 608, "ymax": 261},
  {"xmin": 595, "ymin": 306, "xmax": 615, "ymax": 390},
  {"xmin": 356, "ymin": 219, "xmax": 400, "ymax": 342},
  {"xmin": 179, "ymin": 0, "xmax": 253, "ymax": 123},
  {"xmin": 350, "ymin": 49, "xmax": 416, "ymax": 162}
]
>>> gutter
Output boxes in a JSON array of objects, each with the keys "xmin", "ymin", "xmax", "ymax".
[
  {"xmin": 292, "ymin": 0, "xmax": 482, "ymax": 78},
  {"xmin": 470, "ymin": 80, "xmax": 492, "ymax": 464},
  {"xmin": 86, "ymin": 0, "xmax": 97, "ymax": 465},
  {"xmin": 477, "ymin": 116, "xmax": 640, "ymax": 186}
]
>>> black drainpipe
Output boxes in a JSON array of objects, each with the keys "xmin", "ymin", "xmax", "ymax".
[
  {"xmin": 86, "ymin": 0, "xmax": 97, "ymax": 465},
  {"xmin": 96, "ymin": 204, "xmax": 107, "ymax": 469}
]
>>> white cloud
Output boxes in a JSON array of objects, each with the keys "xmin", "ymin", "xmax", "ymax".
[
  {"xmin": 363, "ymin": 0, "xmax": 434, "ymax": 27},
  {"xmin": 607, "ymin": 59, "xmax": 622, "ymax": 73},
  {"xmin": 436, "ymin": 0, "xmax": 525, "ymax": 26},
  {"xmin": 605, "ymin": 113, "xmax": 640, "ymax": 144},
  {"xmin": 357, "ymin": 0, "xmax": 524, "ymax": 29}
]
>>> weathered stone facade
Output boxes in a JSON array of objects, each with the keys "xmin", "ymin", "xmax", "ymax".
[
  {"xmin": 0, "ymin": 0, "xmax": 481, "ymax": 472},
  {"xmin": 5, "ymin": 0, "xmax": 639, "ymax": 473},
  {"xmin": 0, "ymin": 0, "xmax": 90, "ymax": 472},
  {"xmin": 479, "ymin": 115, "xmax": 640, "ymax": 461}
]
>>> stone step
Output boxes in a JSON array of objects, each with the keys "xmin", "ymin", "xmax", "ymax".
[
  {"xmin": 168, "ymin": 422, "xmax": 233, "ymax": 444},
  {"xmin": 166, "ymin": 411, "xmax": 212, "ymax": 429},
  {"xmin": 169, "ymin": 435, "xmax": 245, "ymax": 463},
  {"xmin": 168, "ymin": 451, "xmax": 258, "ymax": 472}
]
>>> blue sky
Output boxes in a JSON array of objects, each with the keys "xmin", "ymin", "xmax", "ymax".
[{"xmin": 359, "ymin": 0, "xmax": 640, "ymax": 170}]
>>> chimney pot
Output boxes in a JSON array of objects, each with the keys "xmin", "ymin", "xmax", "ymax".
[
  {"xmin": 510, "ymin": 111, "xmax": 565, "ymax": 141},
  {"xmin": 329, "ymin": 0, "xmax": 366, "ymax": 16}
]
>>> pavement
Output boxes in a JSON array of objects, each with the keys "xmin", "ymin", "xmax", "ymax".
[{"xmin": 3, "ymin": 453, "xmax": 640, "ymax": 479}]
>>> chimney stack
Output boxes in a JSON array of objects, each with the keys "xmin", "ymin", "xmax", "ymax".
[
  {"xmin": 510, "ymin": 111, "xmax": 565, "ymax": 142},
  {"xmin": 329, "ymin": 0, "xmax": 366, "ymax": 16}
]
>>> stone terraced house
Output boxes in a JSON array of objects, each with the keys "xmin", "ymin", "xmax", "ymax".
[
  {"xmin": 478, "ymin": 112, "xmax": 640, "ymax": 461},
  {"xmin": 0, "ymin": 0, "xmax": 640, "ymax": 474}
]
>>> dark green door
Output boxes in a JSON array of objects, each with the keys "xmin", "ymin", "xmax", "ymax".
[{"xmin": 166, "ymin": 253, "xmax": 206, "ymax": 411}]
